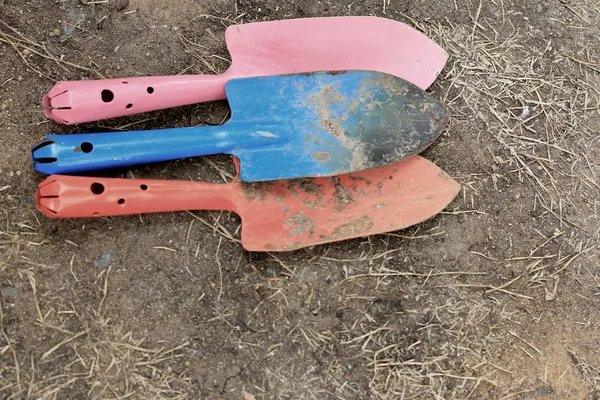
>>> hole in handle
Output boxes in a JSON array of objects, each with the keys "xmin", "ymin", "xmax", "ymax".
[
  {"xmin": 101, "ymin": 90, "xmax": 114, "ymax": 103},
  {"xmin": 90, "ymin": 183, "xmax": 105, "ymax": 195},
  {"xmin": 80, "ymin": 142, "xmax": 93, "ymax": 153},
  {"xmin": 117, "ymin": 198, "xmax": 125, "ymax": 205}
]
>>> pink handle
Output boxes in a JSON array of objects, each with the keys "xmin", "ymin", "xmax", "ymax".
[
  {"xmin": 43, "ymin": 73, "xmax": 232, "ymax": 125},
  {"xmin": 36, "ymin": 175, "xmax": 236, "ymax": 218}
]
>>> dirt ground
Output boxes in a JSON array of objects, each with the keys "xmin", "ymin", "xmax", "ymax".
[{"xmin": 1, "ymin": 0, "xmax": 599, "ymax": 399}]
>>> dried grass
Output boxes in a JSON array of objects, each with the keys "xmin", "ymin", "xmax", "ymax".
[
  {"xmin": 359, "ymin": 6, "xmax": 600, "ymax": 398},
  {"xmin": 1, "ymin": 1, "xmax": 600, "ymax": 399},
  {"xmin": 0, "ymin": 20, "xmax": 103, "ymax": 80},
  {"xmin": 411, "ymin": 16, "xmax": 599, "ymax": 228},
  {"xmin": 1, "ymin": 274, "xmax": 191, "ymax": 400}
]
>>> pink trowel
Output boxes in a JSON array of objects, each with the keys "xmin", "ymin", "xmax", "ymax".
[{"xmin": 43, "ymin": 16, "xmax": 448, "ymax": 125}]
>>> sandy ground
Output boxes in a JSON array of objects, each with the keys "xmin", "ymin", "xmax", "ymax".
[{"xmin": 1, "ymin": 0, "xmax": 599, "ymax": 399}]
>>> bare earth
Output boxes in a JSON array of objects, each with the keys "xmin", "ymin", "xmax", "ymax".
[{"xmin": 1, "ymin": 0, "xmax": 599, "ymax": 399}]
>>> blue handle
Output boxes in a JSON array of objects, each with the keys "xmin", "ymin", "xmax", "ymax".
[{"xmin": 32, "ymin": 123, "xmax": 288, "ymax": 175}]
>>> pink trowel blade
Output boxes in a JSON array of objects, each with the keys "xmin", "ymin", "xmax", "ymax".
[{"xmin": 43, "ymin": 16, "xmax": 448, "ymax": 125}]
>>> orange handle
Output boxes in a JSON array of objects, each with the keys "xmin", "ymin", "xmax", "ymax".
[{"xmin": 36, "ymin": 175, "xmax": 236, "ymax": 218}]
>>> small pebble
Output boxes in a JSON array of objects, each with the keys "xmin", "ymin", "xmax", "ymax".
[
  {"xmin": 54, "ymin": 29, "xmax": 61, "ymax": 37},
  {"xmin": 116, "ymin": 0, "xmax": 129, "ymax": 11},
  {"xmin": 1, "ymin": 287, "xmax": 20, "ymax": 298},
  {"xmin": 93, "ymin": 249, "xmax": 114, "ymax": 268},
  {"xmin": 188, "ymin": 349, "xmax": 201, "ymax": 357},
  {"xmin": 263, "ymin": 266, "xmax": 276, "ymax": 276}
]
